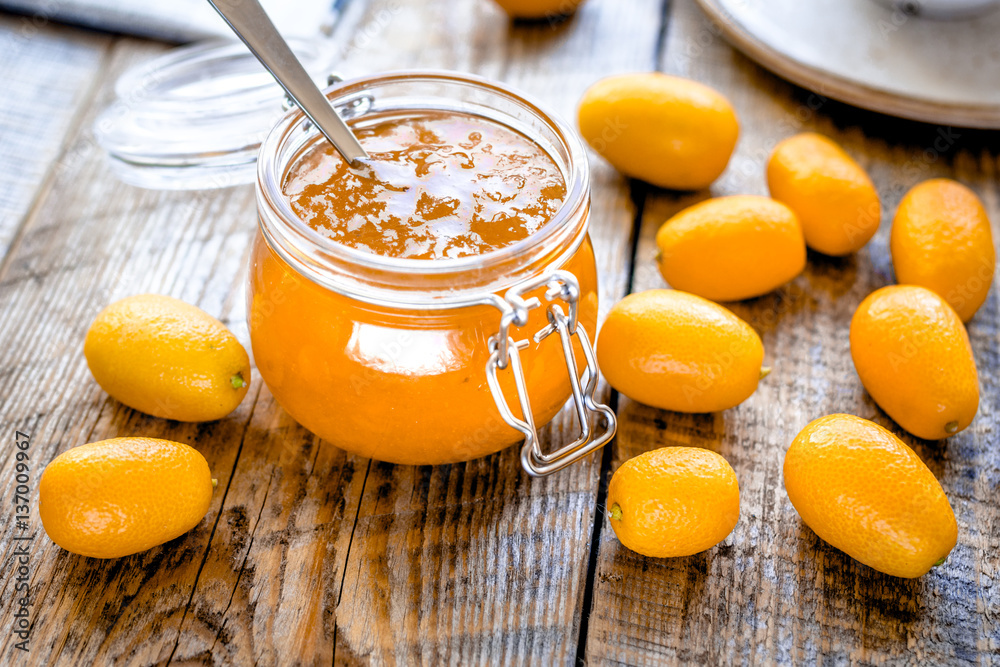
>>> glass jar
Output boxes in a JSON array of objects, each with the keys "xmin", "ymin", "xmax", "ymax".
[{"xmin": 249, "ymin": 71, "xmax": 615, "ymax": 475}]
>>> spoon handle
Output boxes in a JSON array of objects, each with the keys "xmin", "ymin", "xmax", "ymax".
[{"xmin": 207, "ymin": 0, "xmax": 369, "ymax": 163}]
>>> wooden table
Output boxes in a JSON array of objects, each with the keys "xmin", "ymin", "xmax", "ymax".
[{"xmin": 1, "ymin": 0, "xmax": 998, "ymax": 664}]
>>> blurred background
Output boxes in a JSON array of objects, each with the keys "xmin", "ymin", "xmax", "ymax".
[{"xmin": 0, "ymin": 0, "xmax": 340, "ymax": 41}]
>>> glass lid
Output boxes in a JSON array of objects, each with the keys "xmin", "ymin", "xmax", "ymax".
[{"xmin": 94, "ymin": 39, "xmax": 337, "ymax": 190}]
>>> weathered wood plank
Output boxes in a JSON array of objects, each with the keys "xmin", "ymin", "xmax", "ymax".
[
  {"xmin": 0, "ymin": 36, "xmax": 256, "ymax": 665},
  {"xmin": 0, "ymin": 30, "xmax": 366, "ymax": 667},
  {"xmin": 5, "ymin": 0, "xmax": 996, "ymax": 664},
  {"xmin": 329, "ymin": 0, "xmax": 664, "ymax": 664},
  {"xmin": 163, "ymin": 396, "xmax": 369, "ymax": 665},
  {"xmin": 0, "ymin": 15, "xmax": 110, "ymax": 261},
  {"xmin": 0, "ymin": 0, "xmax": 658, "ymax": 663},
  {"xmin": 585, "ymin": 0, "xmax": 1000, "ymax": 664}
]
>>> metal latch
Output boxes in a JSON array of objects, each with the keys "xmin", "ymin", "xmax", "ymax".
[{"xmin": 486, "ymin": 270, "xmax": 616, "ymax": 477}]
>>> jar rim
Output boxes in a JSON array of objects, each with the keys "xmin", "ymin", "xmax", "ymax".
[{"xmin": 255, "ymin": 69, "xmax": 592, "ymax": 306}]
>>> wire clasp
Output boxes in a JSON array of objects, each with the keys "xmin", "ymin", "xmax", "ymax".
[{"xmin": 486, "ymin": 270, "xmax": 616, "ymax": 477}]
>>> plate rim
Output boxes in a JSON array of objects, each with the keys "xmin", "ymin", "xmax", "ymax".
[{"xmin": 695, "ymin": 0, "xmax": 1000, "ymax": 129}]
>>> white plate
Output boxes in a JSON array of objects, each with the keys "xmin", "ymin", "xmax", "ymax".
[{"xmin": 696, "ymin": 0, "xmax": 1000, "ymax": 128}]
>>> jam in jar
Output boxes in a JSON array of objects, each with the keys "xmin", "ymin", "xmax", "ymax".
[{"xmin": 249, "ymin": 72, "xmax": 614, "ymax": 474}]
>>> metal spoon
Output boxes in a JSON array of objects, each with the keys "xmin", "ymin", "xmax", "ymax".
[{"xmin": 207, "ymin": 0, "xmax": 369, "ymax": 164}]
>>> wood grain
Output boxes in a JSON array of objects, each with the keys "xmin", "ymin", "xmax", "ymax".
[
  {"xmin": 330, "ymin": 0, "xmax": 664, "ymax": 664},
  {"xmin": 0, "ymin": 30, "xmax": 366, "ymax": 666},
  {"xmin": 0, "ymin": 0, "xmax": 660, "ymax": 664},
  {"xmin": 0, "ymin": 36, "xmax": 254, "ymax": 665},
  {"xmin": 2, "ymin": 0, "xmax": 999, "ymax": 664},
  {"xmin": 0, "ymin": 15, "xmax": 109, "ymax": 260},
  {"xmin": 584, "ymin": 0, "xmax": 1000, "ymax": 665}
]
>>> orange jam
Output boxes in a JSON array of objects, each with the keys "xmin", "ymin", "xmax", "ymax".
[
  {"xmin": 283, "ymin": 111, "xmax": 567, "ymax": 259},
  {"xmin": 249, "ymin": 107, "xmax": 597, "ymax": 465}
]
